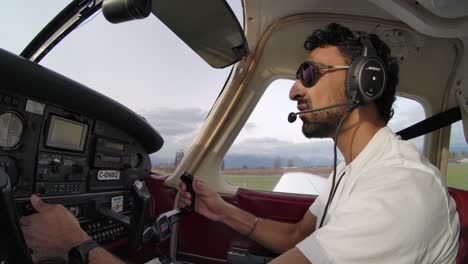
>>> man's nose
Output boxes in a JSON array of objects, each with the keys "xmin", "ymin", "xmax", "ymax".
[{"xmin": 289, "ymin": 79, "xmax": 306, "ymax": 101}]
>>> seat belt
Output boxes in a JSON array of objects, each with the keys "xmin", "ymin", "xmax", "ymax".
[{"xmin": 396, "ymin": 107, "xmax": 461, "ymax": 140}]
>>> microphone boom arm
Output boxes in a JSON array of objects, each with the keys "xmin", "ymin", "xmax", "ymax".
[{"xmin": 288, "ymin": 101, "xmax": 356, "ymax": 123}]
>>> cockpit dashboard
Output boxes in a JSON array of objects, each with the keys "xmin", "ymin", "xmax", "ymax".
[{"xmin": 0, "ymin": 48, "xmax": 164, "ymax": 260}]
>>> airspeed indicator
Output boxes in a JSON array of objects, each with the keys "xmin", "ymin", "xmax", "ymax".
[{"xmin": 0, "ymin": 112, "xmax": 24, "ymax": 149}]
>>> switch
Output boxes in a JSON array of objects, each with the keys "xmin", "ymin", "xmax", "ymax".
[{"xmin": 50, "ymin": 158, "xmax": 61, "ymax": 173}]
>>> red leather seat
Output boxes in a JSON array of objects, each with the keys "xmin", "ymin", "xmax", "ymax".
[{"xmin": 448, "ymin": 187, "xmax": 468, "ymax": 264}]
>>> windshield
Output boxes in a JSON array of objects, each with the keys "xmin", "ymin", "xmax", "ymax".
[
  {"xmin": 1, "ymin": 1, "xmax": 71, "ymax": 55},
  {"xmin": 2, "ymin": 1, "xmax": 243, "ymax": 168}
]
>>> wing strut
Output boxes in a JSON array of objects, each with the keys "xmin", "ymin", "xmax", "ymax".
[{"xmin": 396, "ymin": 107, "xmax": 461, "ymax": 140}]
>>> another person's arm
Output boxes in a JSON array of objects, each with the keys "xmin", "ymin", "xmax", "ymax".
[
  {"xmin": 178, "ymin": 178, "xmax": 317, "ymax": 253},
  {"xmin": 20, "ymin": 195, "xmax": 124, "ymax": 263}
]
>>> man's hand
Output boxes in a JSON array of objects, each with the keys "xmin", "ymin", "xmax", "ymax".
[
  {"xmin": 178, "ymin": 177, "xmax": 229, "ymax": 222},
  {"xmin": 20, "ymin": 194, "xmax": 90, "ymax": 261}
]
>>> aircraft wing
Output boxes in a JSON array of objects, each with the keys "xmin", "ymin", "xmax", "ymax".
[{"xmin": 273, "ymin": 172, "xmax": 327, "ymax": 196}]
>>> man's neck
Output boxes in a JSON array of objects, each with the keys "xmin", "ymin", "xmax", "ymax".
[{"xmin": 336, "ymin": 107, "xmax": 385, "ymax": 164}]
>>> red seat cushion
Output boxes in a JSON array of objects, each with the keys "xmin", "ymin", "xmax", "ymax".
[{"xmin": 448, "ymin": 187, "xmax": 468, "ymax": 264}]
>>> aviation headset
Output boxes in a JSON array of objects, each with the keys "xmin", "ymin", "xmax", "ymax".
[{"xmin": 344, "ymin": 32, "xmax": 388, "ymax": 105}]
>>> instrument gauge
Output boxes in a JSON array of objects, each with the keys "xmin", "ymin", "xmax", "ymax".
[
  {"xmin": 131, "ymin": 153, "xmax": 143, "ymax": 168},
  {"xmin": 0, "ymin": 112, "xmax": 24, "ymax": 149}
]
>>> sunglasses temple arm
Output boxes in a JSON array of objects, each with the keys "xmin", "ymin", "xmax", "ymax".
[{"xmin": 327, "ymin": 65, "xmax": 350, "ymax": 69}]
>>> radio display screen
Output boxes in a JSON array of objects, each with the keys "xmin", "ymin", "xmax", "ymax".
[
  {"xmin": 105, "ymin": 141, "xmax": 124, "ymax": 151},
  {"xmin": 46, "ymin": 116, "xmax": 88, "ymax": 151}
]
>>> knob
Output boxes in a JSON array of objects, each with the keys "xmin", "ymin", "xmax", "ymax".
[{"xmin": 49, "ymin": 158, "xmax": 61, "ymax": 173}]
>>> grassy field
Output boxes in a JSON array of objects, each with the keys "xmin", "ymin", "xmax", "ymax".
[
  {"xmin": 224, "ymin": 164, "xmax": 468, "ymax": 192},
  {"xmin": 447, "ymin": 163, "xmax": 468, "ymax": 190},
  {"xmin": 155, "ymin": 164, "xmax": 468, "ymax": 192},
  {"xmin": 224, "ymin": 175, "xmax": 281, "ymax": 191}
]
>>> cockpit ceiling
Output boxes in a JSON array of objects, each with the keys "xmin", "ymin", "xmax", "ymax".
[
  {"xmin": 244, "ymin": 0, "xmax": 396, "ymax": 49},
  {"xmin": 244, "ymin": 0, "xmax": 468, "ymax": 43},
  {"xmin": 247, "ymin": 15, "xmax": 460, "ymax": 114},
  {"xmin": 417, "ymin": 0, "xmax": 468, "ymax": 19}
]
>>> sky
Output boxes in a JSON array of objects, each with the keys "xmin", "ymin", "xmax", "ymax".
[{"xmin": 1, "ymin": 1, "xmax": 466, "ymax": 166}]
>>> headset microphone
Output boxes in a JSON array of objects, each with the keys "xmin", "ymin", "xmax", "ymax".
[{"xmin": 288, "ymin": 101, "xmax": 355, "ymax": 123}]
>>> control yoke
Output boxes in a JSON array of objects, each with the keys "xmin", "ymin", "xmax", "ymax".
[
  {"xmin": 98, "ymin": 172, "xmax": 195, "ymax": 251},
  {"xmin": 98, "ymin": 179, "xmax": 150, "ymax": 252},
  {"xmin": 142, "ymin": 172, "xmax": 195, "ymax": 244},
  {"xmin": 0, "ymin": 168, "xmax": 33, "ymax": 264}
]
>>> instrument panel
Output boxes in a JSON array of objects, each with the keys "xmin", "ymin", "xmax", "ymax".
[
  {"xmin": 0, "ymin": 89, "xmax": 152, "ymax": 254},
  {"xmin": 0, "ymin": 91, "xmax": 151, "ymax": 199},
  {"xmin": 0, "ymin": 48, "xmax": 163, "ymax": 263}
]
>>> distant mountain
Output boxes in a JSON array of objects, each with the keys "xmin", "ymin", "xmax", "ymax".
[
  {"xmin": 449, "ymin": 144, "xmax": 468, "ymax": 154},
  {"xmin": 223, "ymin": 154, "xmax": 335, "ymax": 169},
  {"xmin": 150, "ymin": 153, "xmax": 336, "ymax": 169},
  {"xmin": 151, "ymin": 143, "xmax": 468, "ymax": 169}
]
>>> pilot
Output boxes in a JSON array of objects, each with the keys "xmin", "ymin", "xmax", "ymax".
[
  {"xmin": 178, "ymin": 23, "xmax": 461, "ymax": 263},
  {"xmin": 20, "ymin": 23, "xmax": 460, "ymax": 263}
]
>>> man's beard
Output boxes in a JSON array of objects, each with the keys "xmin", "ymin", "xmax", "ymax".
[{"xmin": 301, "ymin": 106, "xmax": 348, "ymax": 138}]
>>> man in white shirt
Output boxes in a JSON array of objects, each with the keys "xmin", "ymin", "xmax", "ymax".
[{"xmin": 178, "ymin": 23, "xmax": 460, "ymax": 263}]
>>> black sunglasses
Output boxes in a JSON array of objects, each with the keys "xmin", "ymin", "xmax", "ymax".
[{"xmin": 296, "ymin": 61, "xmax": 349, "ymax": 88}]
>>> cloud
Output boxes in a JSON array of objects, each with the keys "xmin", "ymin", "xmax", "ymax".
[
  {"xmin": 141, "ymin": 107, "xmax": 207, "ymax": 138},
  {"xmin": 144, "ymin": 97, "xmax": 468, "ymax": 167},
  {"xmin": 229, "ymin": 136, "xmax": 336, "ymax": 159},
  {"xmin": 449, "ymin": 121, "xmax": 467, "ymax": 150},
  {"xmin": 143, "ymin": 106, "xmax": 333, "ymax": 164},
  {"xmin": 389, "ymin": 99, "xmax": 426, "ymax": 132},
  {"xmin": 142, "ymin": 107, "xmax": 207, "ymax": 161},
  {"xmin": 243, "ymin": 122, "xmax": 256, "ymax": 132}
]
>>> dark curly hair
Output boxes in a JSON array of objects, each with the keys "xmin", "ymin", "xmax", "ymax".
[{"xmin": 304, "ymin": 23, "xmax": 399, "ymax": 124}]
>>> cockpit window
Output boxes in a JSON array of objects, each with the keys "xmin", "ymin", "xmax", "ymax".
[
  {"xmin": 33, "ymin": 0, "xmax": 243, "ymax": 173},
  {"xmin": 223, "ymin": 79, "xmax": 426, "ymax": 194},
  {"xmin": 447, "ymin": 120, "xmax": 468, "ymax": 190},
  {"xmin": 1, "ymin": 1, "xmax": 71, "ymax": 55}
]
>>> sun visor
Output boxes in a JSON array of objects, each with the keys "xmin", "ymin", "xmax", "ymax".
[{"xmin": 151, "ymin": 0, "xmax": 248, "ymax": 69}]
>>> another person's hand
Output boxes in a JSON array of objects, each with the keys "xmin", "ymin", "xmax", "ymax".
[
  {"xmin": 20, "ymin": 194, "xmax": 90, "ymax": 261},
  {"xmin": 178, "ymin": 177, "xmax": 228, "ymax": 222}
]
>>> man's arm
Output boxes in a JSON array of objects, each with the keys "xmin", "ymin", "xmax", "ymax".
[
  {"xmin": 179, "ymin": 178, "xmax": 317, "ymax": 253},
  {"xmin": 89, "ymin": 247, "xmax": 125, "ymax": 263},
  {"xmin": 20, "ymin": 194, "xmax": 123, "ymax": 263},
  {"xmin": 221, "ymin": 203, "xmax": 316, "ymax": 253},
  {"xmin": 269, "ymin": 247, "xmax": 312, "ymax": 264}
]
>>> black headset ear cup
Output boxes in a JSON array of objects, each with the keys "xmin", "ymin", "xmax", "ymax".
[
  {"xmin": 360, "ymin": 57, "xmax": 387, "ymax": 102},
  {"xmin": 346, "ymin": 56, "xmax": 387, "ymax": 104},
  {"xmin": 345, "ymin": 33, "xmax": 388, "ymax": 105}
]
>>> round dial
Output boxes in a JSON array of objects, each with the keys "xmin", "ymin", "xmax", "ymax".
[
  {"xmin": 0, "ymin": 112, "xmax": 24, "ymax": 149},
  {"xmin": 131, "ymin": 153, "xmax": 143, "ymax": 168}
]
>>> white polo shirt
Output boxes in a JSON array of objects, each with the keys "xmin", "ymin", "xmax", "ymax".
[{"xmin": 296, "ymin": 127, "xmax": 460, "ymax": 263}]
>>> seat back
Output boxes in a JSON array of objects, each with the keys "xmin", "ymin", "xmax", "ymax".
[{"xmin": 448, "ymin": 187, "xmax": 468, "ymax": 264}]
